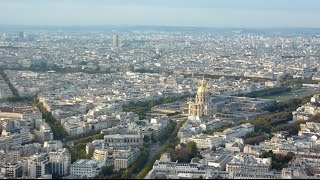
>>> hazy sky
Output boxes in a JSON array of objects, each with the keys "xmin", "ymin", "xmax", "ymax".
[{"xmin": 1, "ymin": 0, "xmax": 320, "ymax": 28}]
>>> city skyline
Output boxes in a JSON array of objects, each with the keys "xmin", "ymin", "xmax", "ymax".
[{"xmin": 1, "ymin": 1, "xmax": 320, "ymax": 179}]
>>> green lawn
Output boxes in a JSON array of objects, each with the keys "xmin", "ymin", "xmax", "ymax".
[{"xmin": 261, "ymin": 87, "xmax": 318, "ymax": 101}]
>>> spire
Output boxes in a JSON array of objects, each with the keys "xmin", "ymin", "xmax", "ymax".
[{"xmin": 199, "ymin": 78, "xmax": 206, "ymax": 87}]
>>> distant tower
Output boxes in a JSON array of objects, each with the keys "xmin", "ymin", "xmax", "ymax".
[
  {"xmin": 112, "ymin": 35, "xmax": 119, "ymax": 49},
  {"xmin": 19, "ymin": 32, "xmax": 25, "ymax": 39},
  {"xmin": 155, "ymin": 48, "xmax": 162, "ymax": 56}
]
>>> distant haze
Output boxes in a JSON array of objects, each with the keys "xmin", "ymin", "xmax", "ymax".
[{"xmin": 1, "ymin": 0, "xmax": 320, "ymax": 28}]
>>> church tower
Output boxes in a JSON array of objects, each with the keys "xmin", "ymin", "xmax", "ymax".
[
  {"xmin": 196, "ymin": 79, "xmax": 209, "ymax": 104},
  {"xmin": 188, "ymin": 78, "xmax": 212, "ymax": 120}
]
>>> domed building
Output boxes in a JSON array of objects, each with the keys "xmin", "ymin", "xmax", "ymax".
[{"xmin": 187, "ymin": 79, "xmax": 213, "ymax": 120}]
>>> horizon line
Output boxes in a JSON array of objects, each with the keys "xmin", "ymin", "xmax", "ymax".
[{"xmin": 1, "ymin": 24, "xmax": 320, "ymax": 30}]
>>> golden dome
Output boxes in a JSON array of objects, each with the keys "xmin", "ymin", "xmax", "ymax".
[{"xmin": 197, "ymin": 80, "xmax": 208, "ymax": 94}]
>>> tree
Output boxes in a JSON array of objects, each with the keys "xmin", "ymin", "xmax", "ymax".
[
  {"xmin": 80, "ymin": 61, "xmax": 88, "ymax": 65},
  {"xmin": 260, "ymin": 150, "xmax": 273, "ymax": 158},
  {"xmin": 175, "ymin": 148, "xmax": 189, "ymax": 162},
  {"xmin": 170, "ymin": 141, "xmax": 199, "ymax": 163},
  {"xmin": 99, "ymin": 165, "xmax": 114, "ymax": 176},
  {"xmin": 164, "ymin": 97, "xmax": 177, "ymax": 104},
  {"xmin": 260, "ymin": 150, "xmax": 294, "ymax": 171},
  {"xmin": 186, "ymin": 141, "xmax": 198, "ymax": 158},
  {"xmin": 148, "ymin": 100, "xmax": 156, "ymax": 108},
  {"xmin": 155, "ymin": 174, "xmax": 166, "ymax": 179},
  {"xmin": 284, "ymin": 152, "xmax": 295, "ymax": 162},
  {"xmin": 143, "ymin": 136, "xmax": 150, "ymax": 143},
  {"xmin": 244, "ymin": 134, "xmax": 269, "ymax": 145}
]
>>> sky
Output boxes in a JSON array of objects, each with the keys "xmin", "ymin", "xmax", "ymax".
[{"xmin": 0, "ymin": 0, "xmax": 320, "ymax": 28}]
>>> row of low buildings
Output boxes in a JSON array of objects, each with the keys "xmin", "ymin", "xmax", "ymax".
[
  {"xmin": 0, "ymin": 139, "xmax": 120, "ymax": 179},
  {"xmin": 292, "ymin": 94, "xmax": 320, "ymax": 121},
  {"xmin": 0, "ymin": 106, "xmax": 53, "ymax": 149},
  {"xmin": 0, "ymin": 100, "xmax": 174, "ymax": 178},
  {"xmin": 0, "ymin": 140, "xmax": 70, "ymax": 179},
  {"xmin": 145, "ymin": 151, "xmax": 275, "ymax": 179},
  {"xmin": 144, "ymin": 84, "xmax": 320, "ymax": 179},
  {"xmin": 180, "ymin": 123, "xmax": 254, "ymax": 150},
  {"xmin": 85, "ymin": 132, "xmax": 144, "ymax": 172},
  {"xmin": 145, "ymin": 120, "xmax": 320, "ymax": 179},
  {"xmin": 2, "ymin": 30, "xmax": 320, "ymax": 86},
  {"xmin": 3, "ymin": 68, "xmax": 272, "ymax": 138},
  {"xmin": 1, "ymin": 30, "xmax": 320, "ymax": 179},
  {"xmin": 66, "ymin": 115, "xmax": 170, "ymax": 177}
]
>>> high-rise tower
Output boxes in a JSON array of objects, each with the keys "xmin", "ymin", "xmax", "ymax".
[
  {"xmin": 112, "ymin": 35, "xmax": 119, "ymax": 49},
  {"xmin": 19, "ymin": 32, "xmax": 25, "ymax": 40}
]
